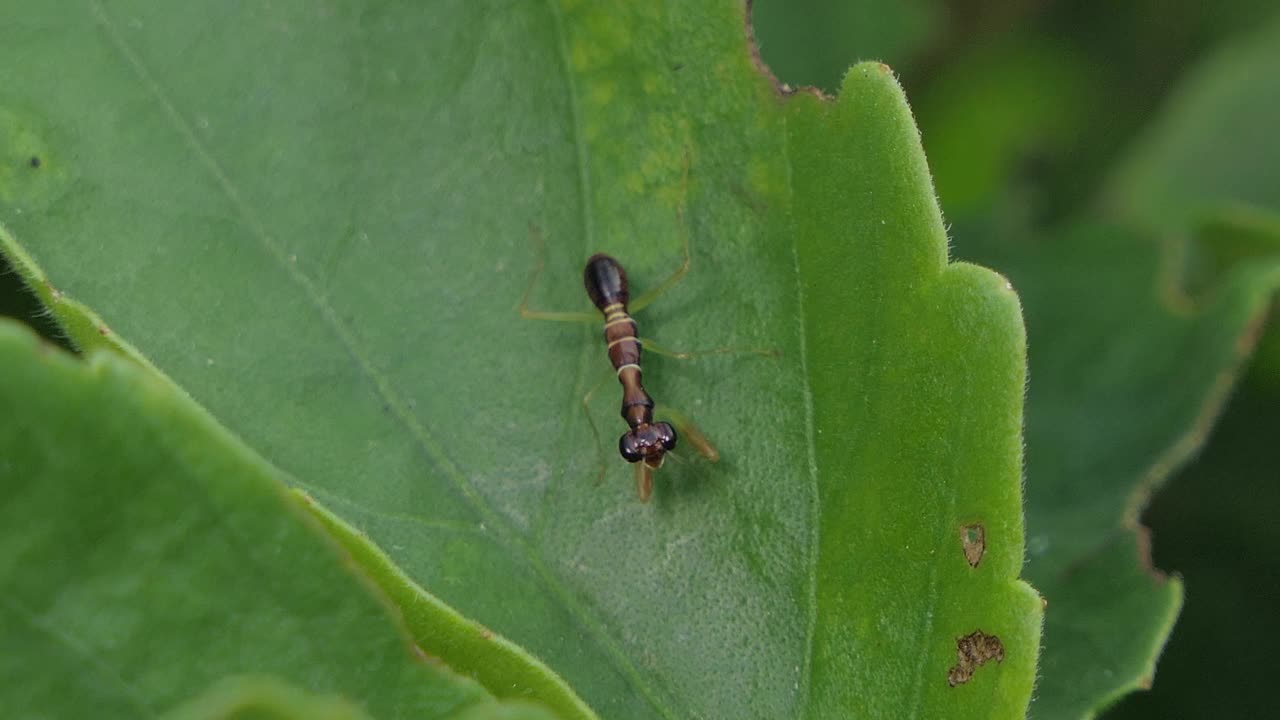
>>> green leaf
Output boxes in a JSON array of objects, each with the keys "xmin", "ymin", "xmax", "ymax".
[
  {"xmin": 297, "ymin": 488, "xmax": 596, "ymax": 720},
  {"xmin": 1191, "ymin": 210, "xmax": 1280, "ymax": 391},
  {"xmin": 951, "ymin": 19, "xmax": 1280, "ymax": 716},
  {"xmin": 1104, "ymin": 15, "xmax": 1280, "ymax": 235},
  {"xmin": 966, "ymin": 222, "xmax": 1280, "ymax": 719},
  {"xmin": 1110, "ymin": 380, "xmax": 1280, "ymax": 719},
  {"xmin": 0, "ymin": 2, "xmax": 1040, "ymax": 716},
  {"xmin": 1, "ymin": 218, "xmax": 593, "ymax": 718},
  {"xmin": 784, "ymin": 83, "xmax": 1040, "ymax": 716},
  {"xmin": 0, "ymin": 320, "xmax": 558, "ymax": 720},
  {"xmin": 1104, "ymin": 15, "xmax": 1280, "ymax": 387}
]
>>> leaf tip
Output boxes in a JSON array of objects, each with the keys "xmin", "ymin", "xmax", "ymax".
[{"xmin": 837, "ymin": 60, "xmax": 907, "ymax": 103}]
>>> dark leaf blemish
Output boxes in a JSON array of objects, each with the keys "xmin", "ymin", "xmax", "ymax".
[{"xmin": 947, "ymin": 630, "xmax": 1005, "ymax": 687}]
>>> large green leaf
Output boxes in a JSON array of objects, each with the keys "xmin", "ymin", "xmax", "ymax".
[
  {"xmin": 0, "ymin": 2, "xmax": 1039, "ymax": 716},
  {"xmin": 0, "ymin": 319, "xmax": 557, "ymax": 720}
]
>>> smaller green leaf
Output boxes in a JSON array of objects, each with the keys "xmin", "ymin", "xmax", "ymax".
[
  {"xmin": 1102, "ymin": 9, "xmax": 1280, "ymax": 388},
  {"xmin": 161, "ymin": 675, "xmax": 556, "ymax": 720},
  {"xmin": 1105, "ymin": 15, "xmax": 1280, "ymax": 233},
  {"xmin": 1032, "ymin": 529, "xmax": 1181, "ymax": 717},
  {"xmin": 297, "ymin": 489, "xmax": 596, "ymax": 720},
  {"xmin": 1191, "ymin": 209, "xmax": 1280, "ymax": 389},
  {"xmin": 162, "ymin": 676, "xmax": 373, "ymax": 720},
  {"xmin": 0, "ymin": 319, "xmax": 560, "ymax": 720},
  {"xmin": 1183, "ymin": 207, "xmax": 1280, "ymax": 296},
  {"xmin": 1111, "ymin": 381, "xmax": 1280, "ymax": 719},
  {"xmin": 0, "ymin": 221, "xmax": 157, "ymax": 367}
]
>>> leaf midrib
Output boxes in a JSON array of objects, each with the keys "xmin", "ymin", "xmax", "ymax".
[{"xmin": 781, "ymin": 110, "xmax": 824, "ymax": 717}]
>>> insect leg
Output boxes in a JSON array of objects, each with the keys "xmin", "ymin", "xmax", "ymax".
[
  {"xmin": 636, "ymin": 462, "xmax": 655, "ymax": 502},
  {"xmin": 519, "ymin": 223, "xmax": 597, "ymax": 323},
  {"xmin": 654, "ymin": 404, "xmax": 720, "ymax": 462}
]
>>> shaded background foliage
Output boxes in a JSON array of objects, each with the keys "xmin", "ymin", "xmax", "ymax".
[
  {"xmin": 750, "ymin": 0, "xmax": 1280, "ymax": 718},
  {"xmin": 2, "ymin": 1, "xmax": 1277, "ymax": 717}
]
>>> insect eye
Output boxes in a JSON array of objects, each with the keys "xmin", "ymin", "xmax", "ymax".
[
  {"xmin": 619, "ymin": 433, "xmax": 644, "ymax": 463},
  {"xmin": 655, "ymin": 422, "xmax": 678, "ymax": 451}
]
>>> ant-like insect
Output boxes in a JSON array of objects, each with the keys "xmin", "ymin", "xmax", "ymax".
[{"xmin": 519, "ymin": 171, "xmax": 774, "ymax": 501}]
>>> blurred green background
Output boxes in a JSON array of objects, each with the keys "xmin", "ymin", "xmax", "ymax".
[
  {"xmin": 2, "ymin": 1, "xmax": 1277, "ymax": 717},
  {"xmin": 751, "ymin": 0, "xmax": 1280, "ymax": 717}
]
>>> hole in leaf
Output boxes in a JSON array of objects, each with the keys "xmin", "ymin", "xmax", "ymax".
[
  {"xmin": 947, "ymin": 630, "xmax": 1005, "ymax": 687},
  {"xmin": 960, "ymin": 523, "xmax": 986, "ymax": 568}
]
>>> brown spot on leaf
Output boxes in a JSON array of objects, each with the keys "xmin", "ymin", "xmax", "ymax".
[
  {"xmin": 947, "ymin": 630, "xmax": 1004, "ymax": 687},
  {"xmin": 961, "ymin": 523, "xmax": 986, "ymax": 568},
  {"xmin": 479, "ymin": 626, "xmax": 493, "ymax": 640},
  {"xmin": 97, "ymin": 325, "xmax": 109, "ymax": 336}
]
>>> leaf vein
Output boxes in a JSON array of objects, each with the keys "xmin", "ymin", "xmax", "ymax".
[{"xmin": 785, "ymin": 111, "xmax": 823, "ymax": 716}]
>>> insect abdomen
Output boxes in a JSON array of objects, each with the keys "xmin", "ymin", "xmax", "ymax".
[{"xmin": 583, "ymin": 254, "xmax": 629, "ymax": 311}]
